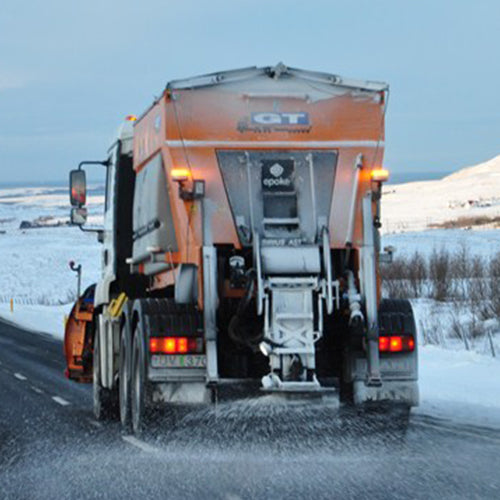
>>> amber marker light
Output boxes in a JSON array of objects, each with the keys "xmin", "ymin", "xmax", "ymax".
[
  {"xmin": 371, "ymin": 168, "xmax": 389, "ymax": 183},
  {"xmin": 171, "ymin": 167, "xmax": 191, "ymax": 182},
  {"xmin": 126, "ymin": 114, "xmax": 137, "ymax": 121}
]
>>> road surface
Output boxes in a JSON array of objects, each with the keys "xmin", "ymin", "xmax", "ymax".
[{"xmin": 1, "ymin": 319, "xmax": 499, "ymax": 499}]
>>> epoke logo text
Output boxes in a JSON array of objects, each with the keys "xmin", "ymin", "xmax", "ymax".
[{"xmin": 263, "ymin": 162, "xmax": 292, "ymax": 188}]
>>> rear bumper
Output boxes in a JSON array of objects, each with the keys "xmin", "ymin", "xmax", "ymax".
[{"xmin": 148, "ymin": 367, "xmax": 206, "ymax": 383}]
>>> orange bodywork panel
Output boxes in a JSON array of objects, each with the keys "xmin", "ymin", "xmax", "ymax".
[
  {"xmin": 130, "ymin": 67, "xmax": 388, "ymax": 304},
  {"xmin": 63, "ymin": 285, "xmax": 95, "ymax": 383}
]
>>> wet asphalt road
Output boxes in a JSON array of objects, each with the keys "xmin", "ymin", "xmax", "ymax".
[{"xmin": 1, "ymin": 319, "xmax": 500, "ymax": 500}]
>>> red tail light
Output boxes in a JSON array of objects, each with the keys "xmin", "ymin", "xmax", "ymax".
[
  {"xmin": 149, "ymin": 337, "xmax": 203, "ymax": 354},
  {"xmin": 390, "ymin": 336, "xmax": 402, "ymax": 351},
  {"xmin": 379, "ymin": 336, "xmax": 390, "ymax": 351},
  {"xmin": 379, "ymin": 335, "xmax": 415, "ymax": 353}
]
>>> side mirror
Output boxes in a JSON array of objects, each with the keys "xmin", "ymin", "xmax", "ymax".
[
  {"xmin": 70, "ymin": 207, "xmax": 88, "ymax": 226},
  {"xmin": 70, "ymin": 169, "xmax": 86, "ymax": 207}
]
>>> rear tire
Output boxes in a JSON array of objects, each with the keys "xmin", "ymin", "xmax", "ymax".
[
  {"xmin": 119, "ymin": 322, "xmax": 132, "ymax": 431},
  {"xmin": 131, "ymin": 323, "xmax": 152, "ymax": 435},
  {"xmin": 93, "ymin": 328, "xmax": 117, "ymax": 421}
]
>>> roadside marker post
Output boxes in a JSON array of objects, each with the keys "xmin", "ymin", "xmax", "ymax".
[{"xmin": 69, "ymin": 261, "xmax": 82, "ymax": 299}]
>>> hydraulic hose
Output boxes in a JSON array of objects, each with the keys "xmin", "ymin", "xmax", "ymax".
[
  {"xmin": 228, "ymin": 270, "xmax": 263, "ymax": 349},
  {"xmin": 346, "ymin": 270, "xmax": 364, "ymax": 330}
]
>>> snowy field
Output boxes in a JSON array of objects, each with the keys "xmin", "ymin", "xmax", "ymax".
[
  {"xmin": 1, "ymin": 172, "xmax": 500, "ymax": 429},
  {"xmin": 0, "ymin": 184, "xmax": 101, "ymax": 336},
  {"xmin": 383, "ymin": 229, "xmax": 500, "ymax": 259}
]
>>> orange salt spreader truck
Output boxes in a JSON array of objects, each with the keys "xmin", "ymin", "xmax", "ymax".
[{"xmin": 65, "ymin": 64, "xmax": 419, "ymax": 433}]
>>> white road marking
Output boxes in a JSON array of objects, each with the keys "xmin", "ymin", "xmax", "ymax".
[
  {"xmin": 14, "ymin": 372, "xmax": 27, "ymax": 381},
  {"xmin": 30, "ymin": 386, "xmax": 43, "ymax": 394},
  {"xmin": 88, "ymin": 419, "xmax": 103, "ymax": 429},
  {"xmin": 122, "ymin": 435, "xmax": 158, "ymax": 453},
  {"xmin": 52, "ymin": 396, "xmax": 70, "ymax": 406}
]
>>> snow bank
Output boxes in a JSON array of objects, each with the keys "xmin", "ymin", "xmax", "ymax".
[
  {"xmin": 417, "ymin": 346, "xmax": 500, "ymax": 429},
  {"xmin": 0, "ymin": 302, "xmax": 70, "ymax": 340}
]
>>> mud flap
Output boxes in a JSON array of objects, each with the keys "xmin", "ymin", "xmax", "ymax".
[{"xmin": 353, "ymin": 380, "xmax": 419, "ymax": 406}]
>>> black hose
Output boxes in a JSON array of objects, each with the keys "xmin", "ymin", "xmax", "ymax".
[
  {"xmin": 236, "ymin": 269, "xmax": 255, "ymax": 315},
  {"xmin": 228, "ymin": 270, "xmax": 263, "ymax": 348}
]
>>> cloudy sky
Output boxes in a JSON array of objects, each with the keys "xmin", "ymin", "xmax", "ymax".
[{"xmin": 1, "ymin": 0, "xmax": 499, "ymax": 183}]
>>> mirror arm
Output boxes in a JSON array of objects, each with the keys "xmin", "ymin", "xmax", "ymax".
[
  {"xmin": 78, "ymin": 225, "xmax": 103, "ymax": 235},
  {"xmin": 78, "ymin": 224, "xmax": 105, "ymax": 244},
  {"xmin": 78, "ymin": 159, "xmax": 110, "ymax": 170}
]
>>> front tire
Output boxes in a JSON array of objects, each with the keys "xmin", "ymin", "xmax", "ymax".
[{"xmin": 93, "ymin": 328, "xmax": 117, "ymax": 420}]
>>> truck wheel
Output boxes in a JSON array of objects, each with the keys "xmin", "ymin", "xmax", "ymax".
[
  {"xmin": 339, "ymin": 377, "xmax": 354, "ymax": 405},
  {"xmin": 119, "ymin": 323, "xmax": 131, "ymax": 430},
  {"xmin": 131, "ymin": 324, "xmax": 152, "ymax": 435},
  {"xmin": 339, "ymin": 331, "xmax": 355, "ymax": 406},
  {"xmin": 93, "ymin": 331, "xmax": 117, "ymax": 420}
]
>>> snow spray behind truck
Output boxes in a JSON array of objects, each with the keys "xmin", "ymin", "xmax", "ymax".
[{"xmin": 65, "ymin": 64, "xmax": 418, "ymax": 433}]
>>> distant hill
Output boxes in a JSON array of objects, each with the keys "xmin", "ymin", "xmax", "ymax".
[{"xmin": 382, "ymin": 155, "xmax": 500, "ymax": 233}]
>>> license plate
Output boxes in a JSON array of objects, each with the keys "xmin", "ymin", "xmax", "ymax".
[
  {"xmin": 380, "ymin": 358, "xmax": 413, "ymax": 373},
  {"xmin": 151, "ymin": 354, "xmax": 207, "ymax": 369}
]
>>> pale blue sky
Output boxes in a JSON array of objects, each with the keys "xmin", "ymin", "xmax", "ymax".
[{"xmin": 1, "ymin": 0, "xmax": 499, "ymax": 182}]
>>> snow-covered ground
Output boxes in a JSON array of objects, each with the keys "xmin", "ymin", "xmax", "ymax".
[
  {"xmin": 0, "ymin": 302, "xmax": 70, "ymax": 340},
  {"xmin": 382, "ymin": 229, "xmax": 500, "ymax": 259},
  {"xmin": 416, "ymin": 346, "xmax": 500, "ymax": 429},
  {"xmin": 0, "ymin": 184, "xmax": 101, "ymax": 339},
  {"xmin": 1, "ymin": 162, "xmax": 500, "ymax": 429},
  {"xmin": 0, "ymin": 225, "xmax": 100, "ymax": 305}
]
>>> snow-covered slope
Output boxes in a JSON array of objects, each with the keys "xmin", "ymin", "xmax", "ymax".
[{"xmin": 382, "ymin": 154, "xmax": 500, "ymax": 233}]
